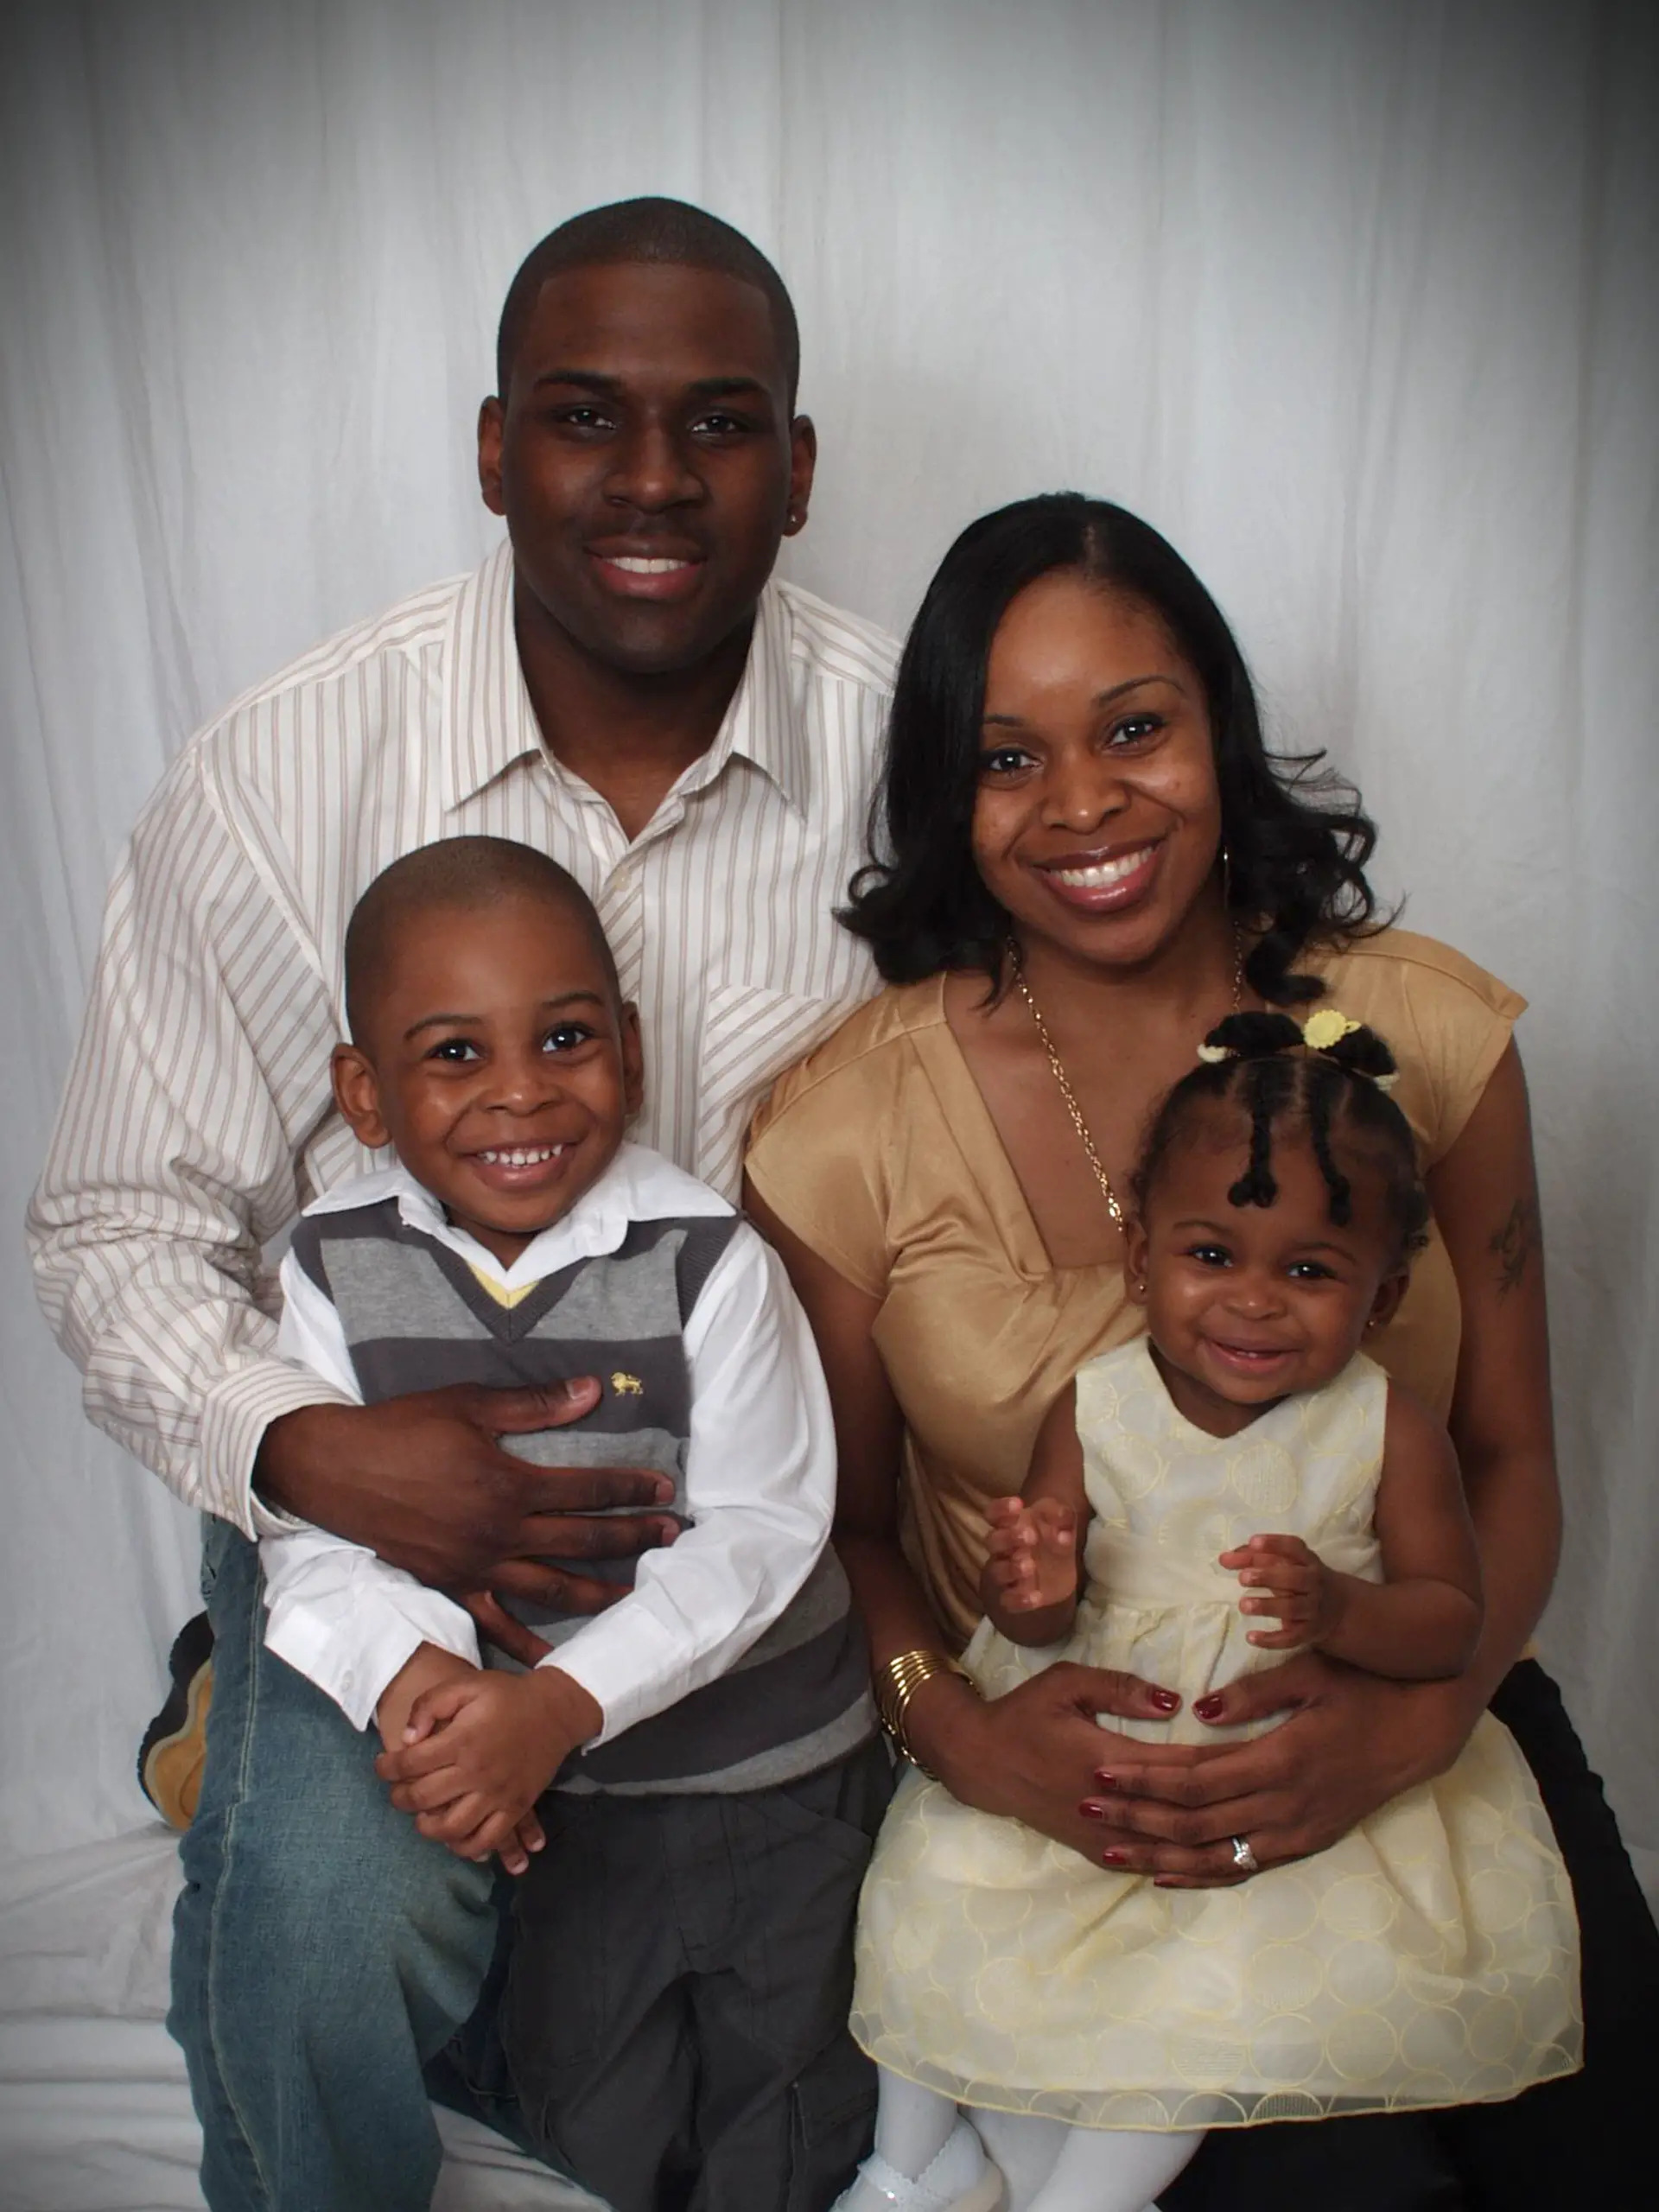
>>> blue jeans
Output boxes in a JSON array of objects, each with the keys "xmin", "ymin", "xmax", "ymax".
[{"xmin": 168, "ymin": 1520, "xmax": 508, "ymax": 2212}]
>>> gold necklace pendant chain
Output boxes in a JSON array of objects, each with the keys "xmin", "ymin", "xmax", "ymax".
[
  {"xmin": 1014, "ymin": 969, "xmax": 1128, "ymax": 1230},
  {"xmin": 1012, "ymin": 931, "xmax": 1246, "ymax": 1235}
]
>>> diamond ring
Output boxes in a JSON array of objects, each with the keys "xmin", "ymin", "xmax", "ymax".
[{"xmin": 1230, "ymin": 1834, "xmax": 1260, "ymax": 1873}]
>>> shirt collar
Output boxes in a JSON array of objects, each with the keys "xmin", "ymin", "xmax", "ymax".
[
  {"xmin": 439, "ymin": 546, "xmax": 810, "ymax": 820},
  {"xmin": 683, "ymin": 580, "xmax": 810, "ymax": 817},
  {"xmin": 439, "ymin": 540, "xmax": 543, "ymax": 815}
]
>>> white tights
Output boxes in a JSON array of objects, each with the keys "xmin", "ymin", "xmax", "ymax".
[{"xmin": 870, "ymin": 2069, "xmax": 1203, "ymax": 2212}]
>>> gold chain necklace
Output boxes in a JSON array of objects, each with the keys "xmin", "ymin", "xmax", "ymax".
[{"xmin": 1011, "ymin": 932, "xmax": 1245, "ymax": 1233}]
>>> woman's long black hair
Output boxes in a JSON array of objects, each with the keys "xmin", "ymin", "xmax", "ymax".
[{"xmin": 842, "ymin": 494, "xmax": 1382, "ymax": 1003}]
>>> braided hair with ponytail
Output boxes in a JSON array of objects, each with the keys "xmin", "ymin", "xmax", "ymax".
[{"xmin": 1132, "ymin": 1013, "xmax": 1430, "ymax": 1262}]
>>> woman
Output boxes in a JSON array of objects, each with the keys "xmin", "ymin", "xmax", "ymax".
[{"xmin": 744, "ymin": 496, "xmax": 1657, "ymax": 2209}]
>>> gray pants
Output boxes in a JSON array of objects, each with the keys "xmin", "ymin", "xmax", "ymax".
[{"xmin": 503, "ymin": 1738, "xmax": 892, "ymax": 2212}]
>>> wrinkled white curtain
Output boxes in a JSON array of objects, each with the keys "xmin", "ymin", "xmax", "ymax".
[{"xmin": 3, "ymin": 0, "xmax": 1655, "ymax": 1906}]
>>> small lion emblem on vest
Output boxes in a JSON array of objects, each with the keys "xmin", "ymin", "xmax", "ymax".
[{"xmin": 610, "ymin": 1371, "xmax": 645, "ymax": 1396}]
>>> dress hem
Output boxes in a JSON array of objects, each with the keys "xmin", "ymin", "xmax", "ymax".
[{"xmin": 849, "ymin": 2031, "xmax": 1584, "ymax": 2133}]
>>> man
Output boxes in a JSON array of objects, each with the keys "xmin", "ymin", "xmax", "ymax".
[{"xmin": 30, "ymin": 197, "xmax": 897, "ymax": 2211}]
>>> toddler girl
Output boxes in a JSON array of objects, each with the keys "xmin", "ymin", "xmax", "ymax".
[{"xmin": 836, "ymin": 1012, "xmax": 1580, "ymax": 2212}]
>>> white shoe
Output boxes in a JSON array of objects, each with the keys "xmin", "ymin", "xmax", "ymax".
[{"xmin": 832, "ymin": 2117, "xmax": 1006, "ymax": 2211}]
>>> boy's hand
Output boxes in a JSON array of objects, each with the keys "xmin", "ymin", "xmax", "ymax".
[
  {"xmin": 373, "ymin": 1643, "xmax": 546, "ymax": 1872},
  {"xmin": 375, "ymin": 1666, "xmax": 601, "ymax": 1867},
  {"xmin": 1221, "ymin": 1534, "xmax": 1340, "ymax": 1649},
  {"xmin": 985, "ymin": 1495, "xmax": 1079, "ymax": 1612},
  {"xmin": 375, "ymin": 1641, "xmax": 480, "ymax": 1754}
]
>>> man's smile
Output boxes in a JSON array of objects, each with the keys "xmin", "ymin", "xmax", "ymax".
[{"xmin": 585, "ymin": 539, "xmax": 708, "ymax": 600}]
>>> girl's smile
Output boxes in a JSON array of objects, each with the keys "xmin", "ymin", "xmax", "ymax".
[{"xmin": 1128, "ymin": 1123, "xmax": 1408, "ymax": 1439}]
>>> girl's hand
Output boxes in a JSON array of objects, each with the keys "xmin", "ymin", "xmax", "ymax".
[
  {"xmin": 1221, "ymin": 1533, "xmax": 1340, "ymax": 1648},
  {"xmin": 985, "ymin": 1494, "xmax": 1080, "ymax": 1611}
]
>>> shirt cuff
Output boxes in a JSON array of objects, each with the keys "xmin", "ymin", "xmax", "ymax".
[
  {"xmin": 537, "ymin": 1607, "xmax": 684, "ymax": 1748},
  {"xmin": 264, "ymin": 1606, "xmax": 428, "ymax": 1733},
  {"xmin": 260, "ymin": 1544, "xmax": 483, "ymax": 1729},
  {"xmin": 199, "ymin": 1357, "xmax": 359, "ymax": 1538}
]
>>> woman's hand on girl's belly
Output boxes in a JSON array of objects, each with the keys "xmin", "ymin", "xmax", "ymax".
[
  {"xmin": 932, "ymin": 1658, "xmax": 1235, "ymax": 1866},
  {"xmin": 1070, "ymin": 1651, "xmax": 1477, "ymax": 1886}
]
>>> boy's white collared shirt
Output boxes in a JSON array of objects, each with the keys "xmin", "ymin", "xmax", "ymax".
[{"xmin": 262, "ymin": 1142, "xmax": 836, "ymax": 1744}]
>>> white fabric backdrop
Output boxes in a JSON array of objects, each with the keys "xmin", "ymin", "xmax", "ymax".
[{"xmin": 3, "ymin": 0, "xmax": 1656, "ymax": 1911}]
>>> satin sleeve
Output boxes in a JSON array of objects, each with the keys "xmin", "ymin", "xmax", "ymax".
[
  {"xmin": 1318, "ymin": 931, "xmax": 1526, "ymax": 1168},
  {"xmin": 744, "ymin": 1013, "xmax": 907, "ymax": 1300}
]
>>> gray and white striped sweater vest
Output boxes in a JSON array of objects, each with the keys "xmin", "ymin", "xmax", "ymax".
[{"xmin": 289, "ymin": 1198, "xmax": 874, "ymax": 1795}]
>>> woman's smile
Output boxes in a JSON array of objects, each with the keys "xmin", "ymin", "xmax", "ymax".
[{"xmin": 1033, "ymin": 837, "xmax": 1164, "ymax": 912}]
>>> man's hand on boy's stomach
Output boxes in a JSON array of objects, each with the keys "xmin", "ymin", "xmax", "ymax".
[{"xmin": 253, "ymin": 1379, "xmax": 680, "ymax": 1605}]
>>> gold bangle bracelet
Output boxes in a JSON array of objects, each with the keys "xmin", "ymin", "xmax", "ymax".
[{"xmin": 874, "ymin": 1646, "xmax": 978, "ymax": 1777}]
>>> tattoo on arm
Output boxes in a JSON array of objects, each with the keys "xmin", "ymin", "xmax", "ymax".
[{"xmin": 1489, "ymin": 1196, "xmax": 1541, "ymax": 1298}]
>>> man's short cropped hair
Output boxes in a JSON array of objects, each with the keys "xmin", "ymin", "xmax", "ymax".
[{"xmin": 495, "ymin": 196, "xmax": 800, "ymax": 406}]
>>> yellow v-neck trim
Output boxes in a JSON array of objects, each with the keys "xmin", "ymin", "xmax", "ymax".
[{"xmin": 465, "ymin": 1261, "xmax": 537, "ymax": 1310}]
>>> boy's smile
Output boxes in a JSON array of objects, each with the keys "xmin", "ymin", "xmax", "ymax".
[
  {"xmin": 1128, "ymin": 1123, "xmax": 1407, "ymax": 1438},
  {"xmin": 332, "ymin": 892, "xmax": 643, "ymax": 1268}
]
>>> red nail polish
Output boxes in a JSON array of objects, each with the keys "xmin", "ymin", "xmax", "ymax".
[
  {"xmin": 1102, "ymin": 1848, "xmax": 1128, "ymax": 1866},
  {"xmin": 1150, "ymin": 1689, "xmax": 1180, "ymax": 1714},
  {"xmin": 1078, "ymin": 1800, "xmax": 1108, "ymax": 1819},
  {"xmin": 1092, "ymin": 1771, "xmax": 1119, "ymax": 1791},
  {"xmin": 1194, "ymin": 1694, "xmax": 1224, "ymax": 1721}
]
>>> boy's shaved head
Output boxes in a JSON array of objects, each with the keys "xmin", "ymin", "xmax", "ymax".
[{"xmin": 344, "ymin": 837, "xmax": 619, "ymax": 1048}]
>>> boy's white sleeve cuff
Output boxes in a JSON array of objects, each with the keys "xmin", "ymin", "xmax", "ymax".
[
  {"xmin": 534, "ymin": 1610, "xmax": 683, "ymax": 1747},
  {"xmin": 264, "ymin": 1605, "xmax": 433, "ymax": 1732},
  {"xmin": 260, "ymin": 1533, "xmax": 482, "ymax": 1729}
]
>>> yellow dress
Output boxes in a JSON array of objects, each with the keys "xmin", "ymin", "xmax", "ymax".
[{"xmin": 849, "ymin": 1341, "xmax": 1581, "ymax": 2129}]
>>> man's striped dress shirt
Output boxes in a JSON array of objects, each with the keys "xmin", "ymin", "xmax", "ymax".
[{"xmin": 29, "ymin": 541, "xmax": 897, "ymax": 1536}]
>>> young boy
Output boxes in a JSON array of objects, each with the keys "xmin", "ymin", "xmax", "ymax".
[{"xmin": 259, "ymin": 835, "xmax": 885, "ymax": 2212}]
